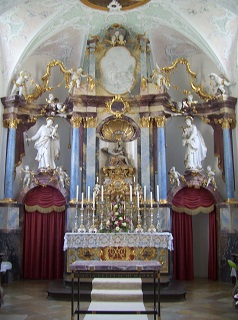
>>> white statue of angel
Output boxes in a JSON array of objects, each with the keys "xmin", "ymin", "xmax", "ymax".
[
  {"xmin": 208, "ymin": 73, "xmax": 232, "ymax": 95},
  {"xmin": 68, "ymin": 67, "xmax": 87, "ymax": 93},
  {"xmin": 169, "ymin": 166, "xmax": 183, "ymax": 187},
  {"xmin": 152, "ymin": 63, "xmax": 169, "ymax": 92},
  {"xmin": 11, "ymin": 71, "xmax": 31, "ymax": 96}
]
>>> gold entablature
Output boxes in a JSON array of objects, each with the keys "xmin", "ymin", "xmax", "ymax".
[
  {"xmin": 162, "ymin": 58, "xmax": 217, "ymax": 102},
  {"xmin": 105, "ymin": 95, "xmax": 130, "ymax": 118}
]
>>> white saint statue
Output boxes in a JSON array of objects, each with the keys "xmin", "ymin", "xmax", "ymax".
[
  {"xmin": 181, "ymin": 117, "xmax": 207, "ymax": 170},
  {"xmin": 26, "ymin": 117, "xmax": 60, "ymax": 169}
]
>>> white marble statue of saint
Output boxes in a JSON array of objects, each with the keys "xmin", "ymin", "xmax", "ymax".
[
  {"xmin": 26, "ymin": 117, "xmax": 60, "ymax": 169},
  {"xmin": 181, "ymin": 117, "xmax": 207, "ymax": 171}
]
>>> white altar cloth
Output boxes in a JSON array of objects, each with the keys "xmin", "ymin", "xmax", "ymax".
[{"xmin": 63, "ymin": 232, "xmax": 173, "ymax": 251}]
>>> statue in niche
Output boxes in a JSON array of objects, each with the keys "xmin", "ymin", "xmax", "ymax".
[
  {"xmin": 101, "ymin": 141, "xmax": 130, "ymax": 166},
  {"xmin": 11, "ymin": 70, "xmax": 31, "ymax": 96},
  {"xmin": 26, "ymin": 117, "xmax": 60, "ymax": 170},
  {"xmin": 152, "ymin": 63, "xmax": 169, "ymax": 92},
  {"xmin": 181, "ymin": 117, "xmax": 207, "ymax": 171},
  {"xmin": 208, "ymin": 73, "xmax": 232, "ymax": 95},
  {"xmin": 168, "ymin": 166, "xmax": 184, "ymax": 187},
  {"xmin": 20, "ymin": 165, "xmax": 34, "ymax": 188},
  {"xmin": 205, "ymin": 165, "xmax": 217, "ymax": 189}
]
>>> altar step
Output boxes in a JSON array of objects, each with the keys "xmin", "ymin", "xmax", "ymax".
[{"xmin": 47, "ymin": 278, "xmax": 186, "ymax": 302}]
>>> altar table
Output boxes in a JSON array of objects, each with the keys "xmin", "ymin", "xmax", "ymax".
[
  {"xmin": 64, "ymin": 232, "xmax": 173, "ymax": 274},
  {"xmin": 69, "ymin": 260, "xmax": 162, "ymax": 320}
]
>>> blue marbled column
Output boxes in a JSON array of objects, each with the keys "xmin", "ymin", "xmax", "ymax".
[
  {"xmin": 70, "ymin": 117, "xmax": 82, "ymax": 201},
  {"xmin": 86, "ymin": 126, "xmax": 96, "ymax": 194},
  {"xmin": 156, "ymin": 117, "xmax": 167, "ymax": 202},
  {"xmin": 140, "ymin": 127, "xmax": 150, "ymax": 199},
  {"xmin": 4, "ymin": 125, "xmax": 16, "ymax": 200},
  {"xmin": 222, "ymin": 123, "xmax": 235, "ymax": 200}
]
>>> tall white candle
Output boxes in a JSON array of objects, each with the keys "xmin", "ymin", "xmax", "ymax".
[
  {"xmin": 88, "ymin": 186, "xmax": 90, "ymax": 202},
  {"xmin": 101, "ymin": 185, "xmax": 104, "ymax": 202},
  {"xmin": 96, "ymin": 176, "xmax": 98, "ymax": 183},
  {"xmin": 76, "ymin": 185, "xmax": 79, "ymax": 202},
  {"xmin": 93, "ymin": 192, "xmax": 95, "ymax": 208},
  {"xmin": 137, "ymin": 191, "xmax": 140, "ymax": 208},
  {"xmin": 144, "ymin": 186, "xmax": 146, "ymax": 202},
  {"xmin": 81, "ymin": 192, "xmax": 84, "ymax": 208},
  {"xmin": 150, "ymin": 191, "xmax": 153, "ymax": 208},
  {"xmin": 130, "ymin": 185, "xmax": 132, "ymax": 202},
  {"xmin": 157, "ymin": 185, "xmax": 160, "ymax": 202}
]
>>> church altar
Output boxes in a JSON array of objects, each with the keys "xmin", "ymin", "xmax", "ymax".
[{"xmin": 64, "ymin": 232, "xmax": 173, "ymax": 274}]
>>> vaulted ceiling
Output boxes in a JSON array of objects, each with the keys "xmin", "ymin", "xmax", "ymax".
[{"xmin": 0, "ymin": 0, "xmax": 237, "ymax": 100}]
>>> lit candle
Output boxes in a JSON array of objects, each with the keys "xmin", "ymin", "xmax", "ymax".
[
  {"xmin": 93, "ymin": 192, "xmax": 95, "ymax": 209},
  {"xmin": 88, "ymin": 186, "xmax": 90, "ymax": 202},
  {"xmin": 96, "ymin": 176, "xmax": 99, "ymax": 183},
  {"xmin": 76, "ymin": 185, "xmax": 79, "ymax": 202},
  {"xmin": 137, "ymin": 191, "xmax": 140, "ymax": 209},
  {"xmin": 101, "ymin": 185, "xmax": 104, "ymax": 202},
  {"xmin": 144, "ymin": 186, "xmax": 146, "ymax": 202},
  {"xmin": 150, "ymin": 191, "xmax": 153, "ymax": 208},
  {"xmin": 130, "ymin": 185, "xmax": 132, "ymax": 202},
  {"xmin": 81, "ymin": 192, "xmax": 84, "ymax": 208},
  {"xmin": 157, "ymin": 185, "xmax": 160, "ymax": 202}
]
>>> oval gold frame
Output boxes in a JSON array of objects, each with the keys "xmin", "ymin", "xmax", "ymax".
[{"xmin": 80, "ymin": 0, "xmax": 150, "ymax": 11}]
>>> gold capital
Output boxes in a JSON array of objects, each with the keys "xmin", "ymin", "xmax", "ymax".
[
  {"xmin": 84, "ymin": 117, "xmax": 97, "ymax": 128},
  {"xmin": 214, "ymin": 117, "xmax": 235, "ymax": 129},
  {"xmin": 154, "ymin": 116, "xmax": 166, "ymax": 128},
  {"xmin": 70, "ymin": 116, "xmax": 82, "ymax": 128},
  {"xmin": 4, "ymin": 118, "xmax": 21, "ymax": 129},
  {"xmin": 139, "ymin": 116, "xmax": 150, "ymax": 128}
]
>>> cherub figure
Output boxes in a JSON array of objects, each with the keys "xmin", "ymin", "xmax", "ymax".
[
  {"xmin": 206, "ymin": 165, "xmax": 217, "ymax": 189},
  {"xmin": 169, "ymin": 166, "xmax": 184, "ymax": 187},
  {"xmin": 21, "ymin": 165, "xmax": 33, "ymax": 188},
  {"xmin": 68, "ymin": 67, "xmax": 87, "ymax": 93},
  {"xmin": 152, "ymin": 63, "xmax": 169, "ymax": 92},
  {"xmin": 11, "ymin": 71, "xmax": 31, "ymax": 96},
  {"xmin": 208, "ymin": 73, "xmax": 232, "ymax": 95}
]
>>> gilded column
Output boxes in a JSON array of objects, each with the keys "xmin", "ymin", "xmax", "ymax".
[
  {"xmin": 85, "ymin": 117, "xmax": 97, "ymax": 194},
  {"xmin": 4, "ymin": 118, "xmax": 20, "ymax": 201},
  {"xmin": 139, "ymin": 116, "xmax": 151, "ymax": 199},
  {"xmin": 155, "ymin": 116, "xmax": 167, "ymax": 203},
  {"xmin": 70, "ymin": 116, "xmax": 83, "ymax": 202},
  {"xmin": 216, "ymin": 117, "xmax": 235, "ymax": 201}
]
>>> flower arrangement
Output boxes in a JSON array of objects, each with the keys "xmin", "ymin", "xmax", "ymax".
[{"xmin": 101, "ymin": 196, "xmax": 130, "ymax": 233}]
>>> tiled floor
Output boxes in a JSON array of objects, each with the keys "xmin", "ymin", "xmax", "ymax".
[{"xmin": 0, "ymin": 278, "xmax": 237, "ymax": 319}]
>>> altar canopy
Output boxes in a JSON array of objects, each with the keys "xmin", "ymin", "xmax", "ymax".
[
  {"xmin": 172, "ymin": 187, "xmax": 217, "ymax": 281},
  {"xmin": 23, "ymin": 186, "xmax": 66, "ymax": 279}
]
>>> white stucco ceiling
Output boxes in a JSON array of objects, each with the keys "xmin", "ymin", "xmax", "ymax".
[{"xmin": 0, "ymin": 0, "xmax": 237, "ymax": 97}]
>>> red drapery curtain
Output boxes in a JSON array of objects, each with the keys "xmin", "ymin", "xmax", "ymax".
[
  {"xmin": 172, "ymin": 187, "xmax": 217, "ymax": 281},
  {"xmin": 23, "ymin": 186, "xmax": 66, "ymax": 280}
]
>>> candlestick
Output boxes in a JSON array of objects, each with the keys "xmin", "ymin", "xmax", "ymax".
[
  {"xmin": 130, "ymin": 185, "xmax": 132, "ymax": 202},
  {"xmin": 148, "ymin": 207, "xmax": 156, "ymax": 233},
  {"xmin": 81, "ymin": 192, "xmax": 84, "ymax": 208},
  {"xmin": 76, "ymin": 185, "xmax": 79, "ymax": 203},
  {"xmin": 144, "ymin": 186, "xmax": 146, "ymax": 202},
  {"xmin": 93, "ymin": 191, "xmax": 95, "ymax": 209},
  {"xmin": 101, "ymin": 185, "xmax": 104, "ymax": 202},
  {"xmin": 88, "ymin": 186, "xmax": 90, "ymax": 202},
  {"xmin": 157, "ymin": 185, "xmax": 160, "ymax": 203}
]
